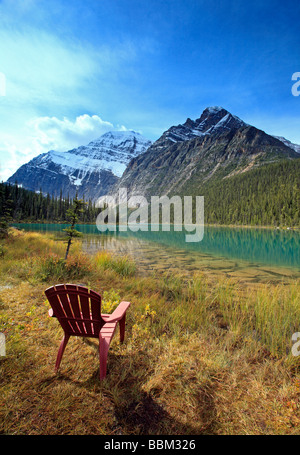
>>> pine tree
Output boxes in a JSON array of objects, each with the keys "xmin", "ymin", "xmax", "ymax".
[{"xmin": 63, "ymin": 197, "xmax": 86, "ymax": 260}]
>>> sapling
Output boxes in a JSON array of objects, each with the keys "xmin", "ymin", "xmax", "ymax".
[{"xmin": 63, "ymin": 197, "xmax": 85, "ymax": 260}]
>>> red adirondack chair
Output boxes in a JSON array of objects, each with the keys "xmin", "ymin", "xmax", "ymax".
[{"xmin": 45, "ymin": 284, "xmax": 131, "ymax": 380}]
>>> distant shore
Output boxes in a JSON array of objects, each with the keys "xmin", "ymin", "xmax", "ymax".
[{"xmin": 10, "ymin": 221, "xmax": 300, "ymax": 231}]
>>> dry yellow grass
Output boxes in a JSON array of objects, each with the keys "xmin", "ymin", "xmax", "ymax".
[{"xmin": 0, "ymin": 228, "xmax": 300, "ymax": 435}]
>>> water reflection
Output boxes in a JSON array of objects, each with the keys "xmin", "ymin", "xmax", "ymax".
[{"xmin": 10, "ymin": 223, "xmax": 298, "ymax": 286}]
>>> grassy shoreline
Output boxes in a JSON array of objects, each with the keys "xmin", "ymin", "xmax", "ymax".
[{"xmin": 1, "ymin": 229, "xmax": 300, "ymax": 435}]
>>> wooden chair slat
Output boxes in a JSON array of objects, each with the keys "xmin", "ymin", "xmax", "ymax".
[
  {"xmin": 55, "ymin": 285, "xmax": 78, "ymax": 333},
  {"xmin": 79, "ymin": 293, "xmax": 93, "ymax": 335},
  {"xmin": 45, "ymin": 291, "xmax": 70, "ymax": 333},
  {"xmin": 66, "ymin": 284, "xmax": 86, "ymax": 333}
]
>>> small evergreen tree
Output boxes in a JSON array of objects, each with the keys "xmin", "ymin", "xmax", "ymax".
[{"xmin": 63, "ymin": 197, "xmax": 85, "ymax": 260}]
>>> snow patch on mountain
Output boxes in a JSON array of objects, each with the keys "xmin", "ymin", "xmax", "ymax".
[
  {"xmin": 30, "ymin": 130, "xmax": 152, "ymax": 184},
  {"xmin": 162, "ymin": 107, "xmax": 248, "ymax": 144}
]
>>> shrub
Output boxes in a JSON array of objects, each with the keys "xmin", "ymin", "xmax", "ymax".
[{"xmin": 36, "ymin": 253, "xmax": 92, "ymax": 282}]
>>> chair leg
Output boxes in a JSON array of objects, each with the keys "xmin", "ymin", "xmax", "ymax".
[
  {"xmin": 99, "ymin": 335, "xmax": 109, "ymax": 380},
  {"xmin": 119, "ymin": 314, "xmax": 126, "ymax": 343},
  {"xmin": 55, "ymin": 333, "xmax": 70, "ymax": 372}
]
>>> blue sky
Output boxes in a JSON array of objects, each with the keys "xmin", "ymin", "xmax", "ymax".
[{"xmin": 0, "ymin": 0, "xmax": 299, "ymax": 180}]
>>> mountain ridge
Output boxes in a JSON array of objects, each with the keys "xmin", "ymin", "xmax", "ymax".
[{"xmin": 110, "ymin": 107, "xmax": 299, "ymax": 201}]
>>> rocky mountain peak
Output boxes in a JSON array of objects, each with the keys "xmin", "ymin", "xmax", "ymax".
[
  {"xmin": 157, "ymin": 107, "xmax": 247, "ymax": 146},
  {"xmin": 193, "ymin": 106, "xmax": 247, "ymax": 134},
  {"xmin": 195, "ymin": 105, "xmax": 229, "ymax": 123}
]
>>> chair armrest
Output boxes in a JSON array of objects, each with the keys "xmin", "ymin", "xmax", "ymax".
[{"xmin": 103, "ymin": 301, "xmax": 131, "ymax": 323}]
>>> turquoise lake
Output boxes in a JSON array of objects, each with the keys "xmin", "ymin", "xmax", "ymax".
[{"xmin": 12, "ymin": 223, "xmax": 300, "ymax": 285}]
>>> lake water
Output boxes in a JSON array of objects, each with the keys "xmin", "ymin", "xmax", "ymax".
[{"xmin": 12, "ymin": 223, "xmax": 300, "ymax": 285}]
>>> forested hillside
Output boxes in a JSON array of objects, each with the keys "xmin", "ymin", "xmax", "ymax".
[
  {"xmin": 188, "ymin": 159, "xmax": 300, "ymax": 226},
  {"xmin": 0, "ymin": 183, "xmax": 100, "ymax": 223}
]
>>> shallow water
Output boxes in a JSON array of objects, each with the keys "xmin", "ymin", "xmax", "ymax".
[{"xmin": 13, "ymin": 223, "xmax": 300, "ymax": 285}]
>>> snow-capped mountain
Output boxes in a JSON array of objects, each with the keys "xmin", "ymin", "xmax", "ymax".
[
  {"xmin": 7, "ymin": 131, "xmax": 152, "ymax": 201},
  {"xmin": 161, "ymin": 106, "xmax": 248, "ymax": 144}
]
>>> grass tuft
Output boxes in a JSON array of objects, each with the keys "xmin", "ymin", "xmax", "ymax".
[{"xmin": 94, "ymin": 251, "xmax": 136, "ymax": 277}]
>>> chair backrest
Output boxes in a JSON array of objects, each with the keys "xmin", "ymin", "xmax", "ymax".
[{"xmin": 45, "ymin": 284, "xmax": 105, "ymax": 337}]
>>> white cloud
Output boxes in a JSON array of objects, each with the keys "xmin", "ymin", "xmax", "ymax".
[{"xmin": 28, "ymin": 114, "xmax": 116, "ymax": 152}]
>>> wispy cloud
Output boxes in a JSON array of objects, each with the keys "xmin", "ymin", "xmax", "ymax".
[
  {"xmin": 28, "ymin": 114, "xmax": 122, "ymax": 152},
  {"xmin": 0, "ymin": 26, "xmax": 135, "ymax": 110}
]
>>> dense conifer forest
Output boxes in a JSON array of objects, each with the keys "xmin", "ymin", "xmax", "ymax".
[
  {"xmin": 196, "ymin": 159, "xmax": 300, "ymax": 227},
  {"xmin": 0, "ymin": 183, "xmax": 100, "ymax": 224}
]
